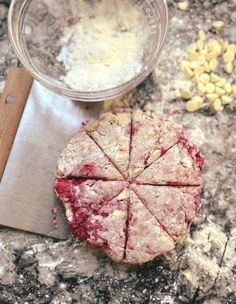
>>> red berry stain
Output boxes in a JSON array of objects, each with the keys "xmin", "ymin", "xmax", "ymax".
[
  {"xmin": 179, "ymin": 135, "xmax": 204, "ymax": 168},
  {"xmin": 80, "ymin": 163, "xmax": 98, "ymax": 176},
  {"xmin": 119, "ymin": 147, "xmax": 126, "ymax": 153},
  {"xmin": 144, "ymin": 151, "xmax": 151, "ymax": 167},
  {"xmin": 132, "ymin": 121, "xmax": 141, "ymax": 135},
  {"xmin": 125, "ymin": 122, "xmax": 132, "ymax": 136},
  {"xmin": 75, "ymin": 218, "xmax": 109, "ymax": 250},
  {"xmin": 85, "ymin": 105, "xmax": 94, "ymax": 111},
  {"xmin": 72, "ymin": 162, "xmax": 99, "ymax": 178},
  {"xmin": 54, "ymin": 179, "xmax": 71, "ymax": 198},
  {"xmin": 55, "ymin": 179, "xmax": 89, "ymax": 229},
  {"xmin": 67, "ymin": 17, "xmax": 75, "ymax": 25},
  {"xmin": 82, "ymin": 120, "xmax": 89, "ymax": 127}
]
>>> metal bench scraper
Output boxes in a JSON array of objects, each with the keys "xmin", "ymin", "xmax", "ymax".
[{"xmin": 0, "ymin": 66, "xmax": 71, "ymax": 239}]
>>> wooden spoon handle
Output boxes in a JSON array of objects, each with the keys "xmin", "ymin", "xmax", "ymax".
[{"xmin": 0, "ymin": 67, "xmax": 33, "ymax": 181}]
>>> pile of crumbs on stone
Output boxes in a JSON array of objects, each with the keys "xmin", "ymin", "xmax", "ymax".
[
  {"xmin": 180, "ymin": 222, "xmax": 236, "ymax": 293},
  {"xmin": 177, "ymin": 20, "xmax": 236, "ymax": 113}
]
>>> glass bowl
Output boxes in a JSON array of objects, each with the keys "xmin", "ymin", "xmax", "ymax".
[{"xmin": 8, "ymin": 0, "xmax": 168, "ymax": 102}]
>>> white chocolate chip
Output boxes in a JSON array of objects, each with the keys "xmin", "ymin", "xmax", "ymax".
[
  {"xmin": 224, "ymin": 62, "xmax": 233, "ymax": 74},
  {"xmin": 212, "ymin": 21, "xmax": 224, "ymax": 31},
  {"xmin": 221, "ymin": 95, "xmax": 232, "ymax": 105},
  {"xmin": 223, "ymin": 51, "xmax": 235, "ymax": 63},
  {"xmin": 178, "ymin": 1, "xmax": 189, "ymax": 11}
]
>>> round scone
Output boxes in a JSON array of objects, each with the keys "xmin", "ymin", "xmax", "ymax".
[{"xmin": 55, "ymin": 109, "xmax": 204, "ymax": 264}]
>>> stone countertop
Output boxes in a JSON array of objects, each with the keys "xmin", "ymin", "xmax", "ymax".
[{"xmin": 0, "ymin": 1, "xmax": 236, "ymax": 303}]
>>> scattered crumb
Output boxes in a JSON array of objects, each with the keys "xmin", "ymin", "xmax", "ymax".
[
  {"xmin": 181, "ymin": 222, "xmax": 235, "ymax": 293},
  {"xmin": 51, "ymin": 207, "xmax": 58, "ymax": 215}
]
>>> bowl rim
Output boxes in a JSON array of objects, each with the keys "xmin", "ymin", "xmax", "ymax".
[{"xmin": 8, "ymin": 0, "xmax": 169, "ymax": 102}]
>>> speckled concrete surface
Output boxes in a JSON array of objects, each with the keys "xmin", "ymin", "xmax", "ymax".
[{"xmin": 0, "ymin": 1, "xmax": 236, "ymax": 303}]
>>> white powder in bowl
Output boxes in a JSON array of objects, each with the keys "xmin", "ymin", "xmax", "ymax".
[{"xmin": 57, "ymin": 0, "xmax": 149, "ymax": 92}]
